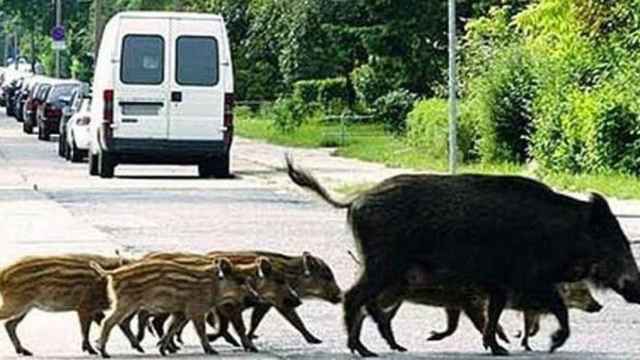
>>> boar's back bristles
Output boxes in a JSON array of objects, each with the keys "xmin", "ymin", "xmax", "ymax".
[
  {"xmin": 105, "ymin": 260, "xmax": 219, "ymax": 292},
  {"xmin": 0, "ymin": 255, "xmax": 122, "ymax": 294}
]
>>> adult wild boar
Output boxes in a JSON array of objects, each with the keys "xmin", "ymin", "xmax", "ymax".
[{"xmin": 285, "ymin": 155, "xmax": 640, "ymax": 357}]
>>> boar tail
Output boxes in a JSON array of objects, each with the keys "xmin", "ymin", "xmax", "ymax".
[
  {"xmin": 285, "ymin": 153, "xmax": 352, "ymax": 209},
  {"xmin": 89, "ymin": 261, "xmax": 110, "ymax": 278}
]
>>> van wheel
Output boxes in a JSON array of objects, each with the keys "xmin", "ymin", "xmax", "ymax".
[
  {"xmin": 98, "ymin": 151, "xmax": 115, "ymax": 178},
  {"xmin": 199, "ymin": 154, "xmax": 231, "ymax": 179},
  {"xmin": 23, "ymin": 120, "xmax": 33, "ymax": 134},
  {"xmin": 89, "ymin": 153, "xmax": 99, "ymax": 176},
  {"xmin": 211, "ymin": 153, "xmax": 231, "ymax": 178},
  {"xmin": 70, "ymin": 140, "xmax": 83, "ymax": 163}
]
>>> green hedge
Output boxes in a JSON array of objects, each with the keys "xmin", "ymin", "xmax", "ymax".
[
  {"xmin": 406, "ymin": 98, "xmax": 478, "ymax": 162},
  {"xmin": 292, "ymin": 77, "xmax": 350, "ymax": 110}
]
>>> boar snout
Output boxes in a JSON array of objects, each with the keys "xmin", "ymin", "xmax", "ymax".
[
  {"xmin": 618, "ymin": 278, "xmax": 640, "ymax": 304},
  {"xmin": 586, "ymin": 302, "xmax": 603, "ymax": 313}
]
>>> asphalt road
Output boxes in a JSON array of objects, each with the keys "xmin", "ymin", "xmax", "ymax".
[{"xmin": 1, "ymin": 110, "xmax": 640, "ymax": 359}]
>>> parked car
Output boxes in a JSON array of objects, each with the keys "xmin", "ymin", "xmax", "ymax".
[
  {"xmin": 14, "ymin": 76, "xmax": 42, "ymax": 122},
  {"xmin": 3, "ymin": 72, "xmax": 29, "ymax": 117},
  {"xmin": 89, "ymin": 11, "xmax": 235, "ymax": 178},
  {"xmin": 24, "ymin": 81, "xmax": 52, "ymax": 134},
  {"xmin": 59, "ymin": 83, "xmax": 90, "ymax": 157},
  {"xmin": 36, "ymin": 80, "xmax": 82, "ymax": 141},
  {"xmin": 23, "ymin": 77, "xmax": 53, "ymax": 129},
  {"xmin": 65, "ymin": 97, "xmax": 92, "ymax": 162}
]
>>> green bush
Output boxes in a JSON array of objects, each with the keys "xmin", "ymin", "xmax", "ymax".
[
  {"xmin": 406, "ymin": 98, "xmax": 478, "ymax": 161},
  {"xmin": 373, "ymin": 89, "xmax": 417, "ymax": 133},
  {"xmin": 351, "ymin": 64, "xmax": 395, "ymax": 107},
  {"xmin": 292, "ymin": 77, "xmax": 350, "ymax": 111},
  {"xmin": 270, "ymin": 96, "xmax": 309, "ymax": 133},
  {"xmin": 467, "ymin": 45, "xmax": 538, "ymax": 163}
]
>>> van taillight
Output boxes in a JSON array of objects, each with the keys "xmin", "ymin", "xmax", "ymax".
[
  {"xmin": 224, "ymin": 93, "xmax": 234, "ymax": 145},
  {"xmin": 224, "ymin": 93, "xmax": 234, "ymax": 127},
  {"xmin": 103, "ymin": 89, "xmax": 114, "ymax": 124}
]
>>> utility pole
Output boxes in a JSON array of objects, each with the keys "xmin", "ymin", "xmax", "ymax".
[
  {"xmin": 55, "ymin": 0, "xmax": 61, "ymax": 77},
  {"xmin": 448, "ymin": 0, "xmax": 458, "ymax": 175}
]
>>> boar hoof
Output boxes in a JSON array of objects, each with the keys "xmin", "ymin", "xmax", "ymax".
[
  {"xmin": 244, "ymin": 344, "xmax": 258, "ymax": 353},
  {"xmin": 549, "ymin": 329, "xmax": 569, "ymax": 353},
  {"xmin": 248, "ymin": 333, "xmax": 259, "ymax": 339},
  {"xmin": 98, "ymin": 348, "xmax": 110, "ymax": 359},
  {"xmin": 133, "ymin": 344, "xmax": 145, "ymax": 353},
  {"xmin": 18, "ymin": 348, "xmax": 33, "ymax": 356},
  {"xmin": 348, "ymin": 339, "xmax": 378, "ymax": 357},
  {"xmin": 82, "ymin": 342, "xmax": 97, "ymax": 355},
  {"xmin": 390, "ymin": 344, "xmax": 407, "ymax": 352},
  {"xmin": 204, "ymin": 347, "xmax": 218, "ymax": 355},
  {"xmin": 490, "ymin": 345, "xmax": 509, "ymax": 356},
  {"xmin": 176, "ymin": 335, "xmax": 184, "ymax": 345},
  {"xmin": 427, "ymin": 331, "xmax": 450, "ymax": 341},
  {"xmin": 305, "ymin": 335, "xmax": 323, "ymax": 344}
]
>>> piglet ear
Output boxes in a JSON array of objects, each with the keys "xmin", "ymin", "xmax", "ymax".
[
  {"xmin": 216, "ymin": 257, "xmax": 233, "ymax": 279},
  {"xmin": 257, "ymin": 257, "xmax": 273, "ymax": 278}
]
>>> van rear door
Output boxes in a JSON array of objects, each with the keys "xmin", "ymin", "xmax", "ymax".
[
  {"xmin": 167, "ymin": 18, "xmax": 225, "ymax": 141},
  {"xmin": 114, "ymin": 17, "xmax": 169, "ymax": 140}
]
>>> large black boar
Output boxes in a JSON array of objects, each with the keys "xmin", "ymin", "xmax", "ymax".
[{"xmin": 285, "ymin": 155, "xmax": 640, "ymax": 357}]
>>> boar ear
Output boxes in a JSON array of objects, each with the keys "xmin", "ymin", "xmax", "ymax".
[
  {"xmin": 302, "ymin": 252, "xmax": 313, "ymax": 277},
  {"xmin": 216, "ymin": 258, "xmax": 233, "ymax": 279},
  {"xmin": 257, "ymin": 257, "xmax": 273, "ymax": 278},
  {"xmin": 589, "ymin": 193, "xmax": 613, "ymax": 224}
]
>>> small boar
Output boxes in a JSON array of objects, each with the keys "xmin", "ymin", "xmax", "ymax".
[
  {"xmin": 145, "ymin": 251, "xmax": 301, "ymax": 354},
  {"xmin": 0, "ymin": 254, "xmax": 131, "ymax": 356},
  {"xmin": 90, "ymin": 257, "xmax": 251, "ymax": 358},
  {"xmin": 206, "ymin": 250, "xmax": 342, "ymax": 344},
  {"xmin": 286, "ymin": 155, "xmax": 640, "ymax": 357},
  {"xmin": 366, "ymin": 270, "xmax": 602, "ymax": 353}
]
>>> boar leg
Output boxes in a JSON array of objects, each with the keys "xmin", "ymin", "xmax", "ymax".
[
  {"xmin": 521, "ymin": 311, "xmax": 537, "ymax": 351},
  {"xmin": 98, "ymin": 307, "xmax": 136, "ymax": 358},
  {"xmin": 428, "ymin": 308, "xmax": 461, "ymax": 341},
  {"xmin": 136, "ymin": 310, "xmax": 152, "ymax": 343},
  {"xmin": 5, "ymin": 312, "xmax": 32, "ymax": 356},
  {"xmin": 78, "ymin": 310, "xmax": 98, "ymax": 355},
  {"xmin": 247, "ymin": 304, "xmax": 271, "ymax": 339},
  {"xmin": 190, "ymin": 314, "xmax": 218, "ymax": 355},
  {"xmin": 546, "ymin": 289, "xmax": 570, "ymax": 353},
  {"xmin": 463, "ymin": 302, "xmax": 509, "ymax": 344},
  {"xmin": 345, "ymin": 273, "xmax": 391, "ymax": 357},
  {"xmin": 118, "ymin": 313, "xmax": 145, "ymax": 353},
  {"xmin": 158, "ymin": 313, "xmax": 186, "ymax": 356},
  {"xmin": 483, "ymin": 290, "xmax": 509, "ymax": 356},
  {"xmin": 152, "ymin": 313, "xmax": 170, "ymax": 339},
  {"xmin": 228, "ymin": 312, "xmax": 258, "ymax": 352},
  {"xmin": 275, "ymin": 306, "xmax": 322, "ymax": 344},
  {"xmin": 206, "ymin": 312, "xmax": 241, "ymax": 347},
  {"xmin": 366, "ymin": 301, "xmax": 407, "ymax": 352}
]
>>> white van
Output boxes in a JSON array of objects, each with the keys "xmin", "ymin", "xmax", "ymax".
[{"xmin": 89, "ymin": 11, "xmax": 234, "ymax": 178}]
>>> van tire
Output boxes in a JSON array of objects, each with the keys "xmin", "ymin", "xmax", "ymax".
[
  {"xmin": 23, "ymin": 121, "xmax": 33, "ymax": 134},
  {"xmin": 98, "ymin": 151, "xmax": 115, "ymax": 178},
  {"xmin": 89, "ymin": 153, "xmax": 99, "ymax": 176},
  {"xmin": 198, "ymin": 153, "xmax": 230, "ymax": 179}
]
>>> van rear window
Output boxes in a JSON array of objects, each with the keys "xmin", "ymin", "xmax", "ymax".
[
  {"xmin": 176, "ymin": 36, "xmax": 219, "ymax": 86},
  {"xmin": 121, "ymin": 35, "xmax": 164, "ymax": 85}
]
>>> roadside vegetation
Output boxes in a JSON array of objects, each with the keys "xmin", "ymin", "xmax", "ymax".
[{"xmin": 3, "ymin": 0, "xmax": 640, "ymax": 198}]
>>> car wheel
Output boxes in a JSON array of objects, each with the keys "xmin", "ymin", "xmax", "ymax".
[
  {"xmin": 197, "ymin": 162, "xmax": 212, "ymax": 178},
  {"xmin": 23, "ymin": 120, "xmax": 33, "ymax": 134},
  {"xmin": 70, "ymin": 140, "xmax": 83, "ymax": 163},
  {"xmin": 58, "ymin": 132, "xmax": 66, "ymax": 157},
  {"xmin": 89, "ymin": 152, "xmax": 99, "ymax": 176},
  {"xmin": 98, "ymin": 150, "xmax": 115, "ymax": 178}
]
